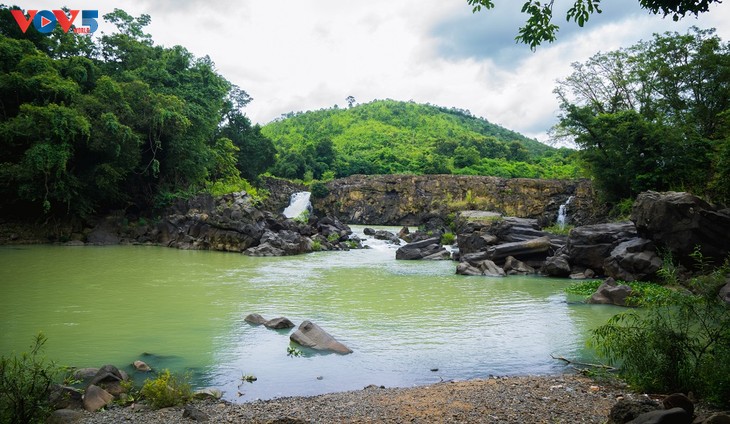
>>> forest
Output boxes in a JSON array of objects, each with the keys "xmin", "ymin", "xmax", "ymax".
[
  {"xmin": 1, "ymin": 4, "xmax": 729, "ymax": 222},
  {"xmin": 262, "ymin": 99, "xmax": 580, "ymax": 181}
]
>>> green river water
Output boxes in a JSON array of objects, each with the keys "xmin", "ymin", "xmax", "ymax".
[{"xmin": 0, "ymin": 227, "xmax": 622, "ymax": 401}]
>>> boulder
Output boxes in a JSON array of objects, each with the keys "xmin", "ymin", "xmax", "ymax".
[
  {"xmin": 363, "ymin": 228, "xmax": 376, "ymax": 236},
  {"xmin": 662, "ymin": 393, "xmax": 694, "ymax": 417},
  {"xmin": 83, "ymin": 385, "xmax": 113, "ymax": 412},
  {"xmin": 567, "ymin": 222, "xmax": 637, "ymax": 274},
  {"xmin": 49, "ymin": 385, "xmax": 83, "ymax": 410},
  {"xmin": 47, "ymin": 409, "xmax": 85, "ymax": 424},
  {"xmin": 373, "ymin": 230, "xmax": 400, "ymax": 244},
  {"xmin": 183, "ymin": 404, "xmax": 210, "ymax": 421},
  {"xmin": 702, "ymin": 413, "xmax": 730, "ymax": 423},
  {"xmin": 632, "ymin": 191, "xmax": 730, "ymax": 265},
  {"xmin": 604, "ymin": 238, "xmax": 662, "ymax": 282},
  {"xmin": 486, "ymin": 236, "xmax": 552, "ymax": 262},
  {"xmin": 290, "ymin": 321, "xmax": 352, "ymax": 354},
  {"xmin": 398, "ymin": 226, "xmax": 412, "ymax": 242},
  {"xmin": 133, "ymin": 360, "xmax": 152, "ymax": 372},
  {"xmin": 244, "ymin": 313, "xmax": 268, "ymax": 325},
  {"xmin": 588, "ymin": 278, "xmax": 633, "ymax": 306},
  {"xmin": 72, "ymin": 368, "xmax": 99, "ymax": 386},
  {"xmin": 88, "ymin": 364, "xmax": 124, "ymax": 387},
  {"xmin": 609, "ymin": 398, "xmax": 661, "ymax": 424},
  {"xmin": 264, "ymin": 317, "xmax": 295, "ymax": 329},
  {"xmin": 395, "ymin": 237, "xmax": 448, "ymax": 260},
  {"xmin": 245, "ymin": 230, "xmax": 311, "ymax": 256},
  {"xmin": 503, "ymin": 256, "xmax": 535, "ymax": 275},
  {"xmin": 719, "ymin": 281, "xmax": 730, "ymax": 305},
  {"xmin": 543, "ymin": 254, "xmax": 572, "ymax": 277},
  {"xmin": 456, "ymin": 258, "xmax": 506, "ymax": 277},
  {"xmin": 626, "ymin": 408, "xmax": 692, "ymax": 424},
  {"xmin": 457, "ymin": 231, "xmax": 499, "ymax": 255}
]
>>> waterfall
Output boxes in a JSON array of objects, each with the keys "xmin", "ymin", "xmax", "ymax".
[
  {"xmin": 557, "ymin": 196, "xmax": 574, "ymax": 230},
  {"xmin": 283, "ymin": 191, "xmax": 312, "ymax": 219}
]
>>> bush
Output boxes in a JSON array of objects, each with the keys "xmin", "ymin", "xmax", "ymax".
[
  {"xmin": 589, "ymin": 263, "xmax": 730, "ymax": 406},
  {"xmin": 310, "ymin": 181, "xmax": 329, "ymax": 198},
  {"xmin": 140, "ymin": 369, "xmax": 192, "ymax": 409},
  {"xmin": 440, "ymin": 232, "xmax": 456, "ymax": 245},
  {"xmin": 0, "ymin": 333, "xmax": 61, "ymax": 424}
]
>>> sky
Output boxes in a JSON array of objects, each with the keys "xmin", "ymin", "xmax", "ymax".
[{"xmin": 17, "ymin": 0, "xmax": 730, "ymax": 143}]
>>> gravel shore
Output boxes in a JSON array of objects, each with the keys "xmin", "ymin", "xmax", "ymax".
[{"xmin": 78, "ymin": 374, "xmax": 635, "ymax": 423}]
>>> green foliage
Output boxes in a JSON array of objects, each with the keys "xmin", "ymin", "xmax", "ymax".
[
  {"xmin": 287, "ymin": 346, "xmax": 303, "ymax": 357},
  {"xmin": 542, "ymin": 223, "xmax": 574, "ymax": 235},
  {"xmin": 311, "ymin": 240, "xmax": 322, "ymax": 251},
  {"xmin": 440, "ymin": 232, "xmax": 456, "ymax": 245},
  {"xmin": 263, "ymin": 99, "xmax": 575, "ymax": 180},
  {"xmin": 310, "ymin": 181, "xmax": 329, "ymax": 199},
  {"xmin": 555, "ymin": 28, "xmax": 729, "ymax": 205},
  {"xmin": 327, "ymin": 232, "xmax": 340, "ymax": 243},
  {"xmin": 0, "ymin": 333, "xmax": 61, "ymax": 424},
  {"xmin": 589, "ymin": 260, "xmax": 730, "ymax": 406},
  {"xmin": 140, "ymin": 369, "xmax": 192, "ymax": 409},
  {"xmin": 564, "ymin": 280, "xmax": 674, "ymax": 304},
  {"xmin": 466, "ymin": 0, "xmax": 720, "ymax": 49},
  {"xmin": 292, "ymin": 209, "xmax": 310, "ymax": 224},
  {"xmin": 0, "ymin": 7, "xmax": 271, "ymax": 218}
]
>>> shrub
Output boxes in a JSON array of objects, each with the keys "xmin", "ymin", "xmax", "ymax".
[
  {"xmin": 542, "ymin": 223, "xmax": 574, "ymax": 236},
  {"xmin": 589, "ymin": 263, "xmax": 730, "ymax": 406},
  {"xmin": 440, "ymin": 232, "xmax": 456, "ymax": 245},
  {"xmin": 140, "ymin": 369, "xmax": 192, "ymax": 409},
  {"xmin": 310, "ymin": 181, "xmax": 329, "ymax": 198},
  {"xmin": 0, "ymin": 333, "xmax": 61, "ymax": 424},
  {"xmin": 311, "ymin": 240, "xmax": 322, "ymax": 251}
]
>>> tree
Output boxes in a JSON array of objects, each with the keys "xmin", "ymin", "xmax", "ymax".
[
  {"xmin": 466, "ymin": 0, "xmax": 723, "ymax": 50},
  {"xmin": 554, "ymin": 28, "xmax": 725, "ymax": 204},
  {"xmin": 346, "ymin": 95, "xmax": 356, "ymax": 108}
]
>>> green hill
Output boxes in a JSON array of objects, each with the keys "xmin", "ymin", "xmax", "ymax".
[{"xmin": 262, "ymin": 99, "xmax": 579, "ymax": 180}]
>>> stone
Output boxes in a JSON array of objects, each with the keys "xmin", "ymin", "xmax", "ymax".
[
  {"xmin": 704, "ymin": 413, "xmax": 730, "ymax": 424},
  {"xmin": 363, "ymin": 227, "xmax": 376, "ymax": 236},
  {"xmin": 133, "ymin": 360, "xmax": 152, "ymax": 372},
  {"xmin": 588, "ymin": 278, "xmax": 633, "ymax": 306},
  {"xmin": 88, "ymin": 364, "xmax": 124, "ymax": 387},
  {"xmin": 183, "ymin": 404, "xmax": 210, "ymax": 421},
  {"xmin": 457, "ymin": 231, "xmax": 500, "ymax": 256},
  {"xmin": 662, "ymin": 393, "xmax": 694, "ymax": 417},
  {"xmin": 398, "ymin": 226, "xmax": 412, "ymax": 242},
  {"xmin": 456, "ymin": 262, "xmax": 484, "ymax": 276},
  {"xmin": 608, "ymin": 398, "xmax": 661, "ymax": 424},
  {"xmin": 632, "ymin": 191, "xmax": 730, "ymax": 266},
  {"xmin": 719, "ymin": 281, "xmax": 730, "ymax": 305},
  {"xmin": 604, "ymin": 238, "xmax": 662, "ymax": 282},
  {"xmin": 567, "ymin": 222, "xmax": 637, "ymax": 274},
  {"xmin": 503, "ymin": 255, "xmax": 536, "ymax": 275},
  {"xmin": 395, "ymin": 237, "xmax": 447, "ymax": 260},
  {"xmin": 47, "ymin": 409, "xmax": 84, "ymax": 424},
  {"xmin": 194, "ymin": 388, "xmax": 223, "ymax": 400},
  {"xmin": 83, "ymin": 385, "xmax": 114, "ymax": 412},
  {"xmin": 290, "ymin": 320, "xmax": 352, "ymax": 354},
  {"xmin": 485, "ymin": 236, "xmax": 551, "ymax": 263},
  {"xmin": 49, "ymin": 385, "xmax": 83, "ymax": 410},
  {"xmin": 543, "ymin": 255, "xmax": 571, "ymax": 277},
  {"xmin": 244, "ymin": 313, "xmax": 268, "ymax": 325},
  {"xmin": 72, "ymin": 368, "xmax": 99, "ymax": 386},
  {"xmin": 373, "ymin": 230, "xmax": 401, "ymax": 244},
  {"xmin": 264, "ymin": 317, "xmax": 296, "ymax": 329},
  {"xmin": 456, "ymin": 259, "xmax": 506, "ymax": 277},
  {"xmin": 626, "ymin": 407, "xmax": 692, "ymax": 424}
]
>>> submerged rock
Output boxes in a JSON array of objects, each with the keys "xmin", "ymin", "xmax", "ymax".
[
  {"xmin": 264, "ymin": 317, "xmax": 296, "ymax": 330},
  {"xmin": 244, "ymin": 313, "xmax": 268, "ymax": 325},
  {"xmin": 395, "ymin": 237, "xmax": 448, "ymax": 260},
  {"xmin": 290, "ymin": 320, "xmax": 352, "ymax": 354}
]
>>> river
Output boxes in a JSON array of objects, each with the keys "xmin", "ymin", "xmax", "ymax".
[{"xmin": 0, "ymin": 226, "xmax": 621, "ymax": 402}]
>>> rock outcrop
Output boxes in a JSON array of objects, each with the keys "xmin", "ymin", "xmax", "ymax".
[
  {"xmin": 290, "ymin": 321, "xmax": 352, "ymax": 354},
  {"xmin": 632, "ymin": 191, "xmax": 730, "ymax": 266},
  {"xmin": 313, "ymin": 175, "xmax": 602, "ymax": 226},
  {"xmin": 395, "ymin": 237, "xmax": 449, "ymax": 260}
]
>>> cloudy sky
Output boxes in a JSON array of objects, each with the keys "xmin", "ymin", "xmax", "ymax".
[{"xmin": 20, "ymin": 0, "xmax": 730, "ymax": 142}]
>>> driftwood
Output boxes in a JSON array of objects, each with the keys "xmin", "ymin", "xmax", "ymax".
[{"xmin": 550, "ymin": 354, "xmax": 617, "ymax": 372}]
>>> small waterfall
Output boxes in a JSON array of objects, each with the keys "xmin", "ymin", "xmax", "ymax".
[
  {"xmin": 282, "ymin": 191, "xmax": 312, "ymax": 219},
  {"xmin": 557, "ymin": 196, "xmax": 574, "ymax": 230}
]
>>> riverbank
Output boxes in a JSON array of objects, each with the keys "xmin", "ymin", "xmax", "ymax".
[{"xmin": 78, "ymin": 374, "xmax": 631, "ymax": 423}]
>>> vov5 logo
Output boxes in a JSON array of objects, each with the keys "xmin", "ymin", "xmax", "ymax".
[{"xmin": 11, "ymin": 9, "xmax": 98, "ymax": 34}]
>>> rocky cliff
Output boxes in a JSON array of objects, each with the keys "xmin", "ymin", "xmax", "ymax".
[{"xmin": 312, "ymin": 174, "xmax": 603, "ymax": 226}]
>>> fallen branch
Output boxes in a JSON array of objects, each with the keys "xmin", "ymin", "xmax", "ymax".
[{"xmin": 550, "ymin": 354, "xmax": 617, "ymax": 371}]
